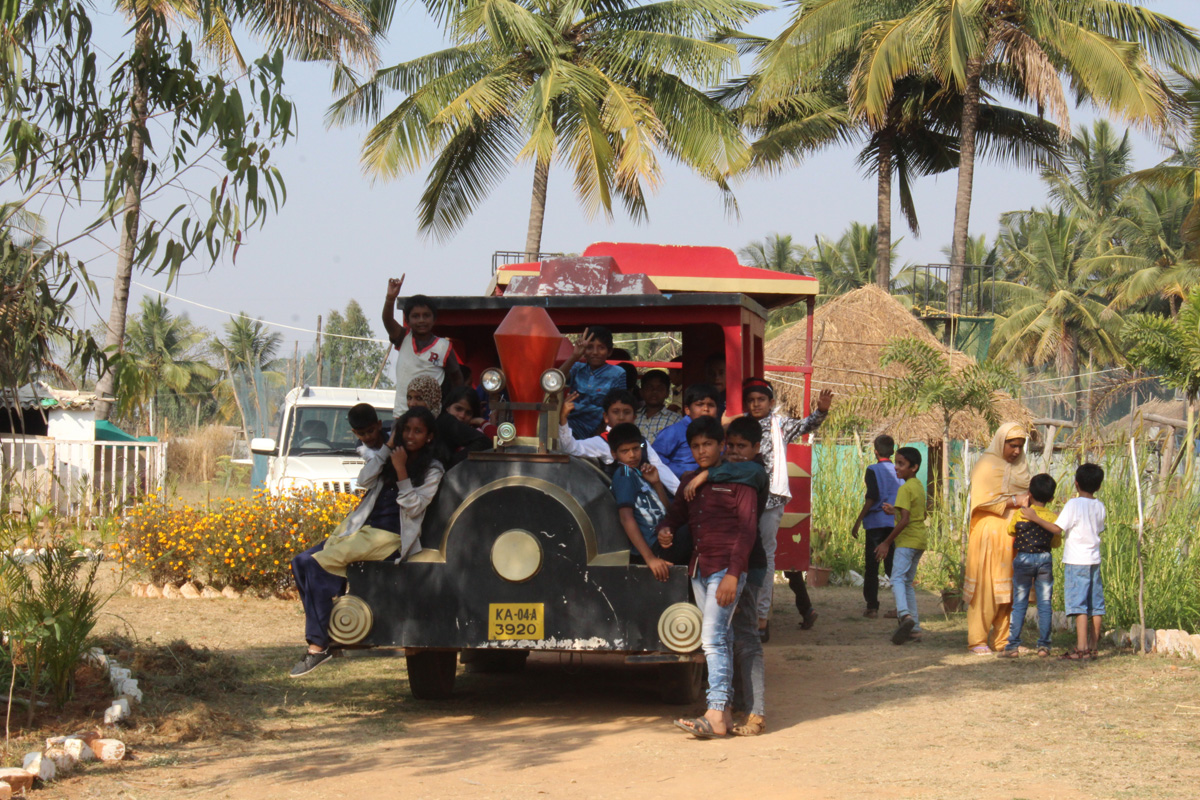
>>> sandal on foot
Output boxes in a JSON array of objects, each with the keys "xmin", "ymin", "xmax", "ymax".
[
  {"xmin": 1087, "ymin": 649, "xmax": 1099, "ymax": 660},
  {"xmin": 674, "ymin": 716, "xmax": 726, "ymax": 739},
  {"xmin": 1059, "ymin": 649, "xmax": 1088, "ymax": 661},
  {"xmin": 1037, "ymin": 648, "xmax": 1051, "ymax": 658},
  {"xmin": 969, "ymin": 645, "xmax": 992, "ymax": 655},
  {"xmin": 732, "ymin": 714, "xmax": 766, "ymax": 736},
  {"xmin": 996, "ymin": 648, "xmax": 1020, "ymax": 658}
]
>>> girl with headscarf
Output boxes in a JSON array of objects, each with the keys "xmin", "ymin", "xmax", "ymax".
[{"xmin": 964, "ymin": 422, "xmax": 1031, "ymax": 654}]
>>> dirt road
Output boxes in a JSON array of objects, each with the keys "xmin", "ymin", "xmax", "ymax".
[{"xmin": 40, "ymin": 584, "xmax": 1200, "ymax": 800}]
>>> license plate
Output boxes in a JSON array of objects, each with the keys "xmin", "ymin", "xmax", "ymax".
[{"xmin": 488, "ymin": 603, "xmax": 545, "ymax": 640}]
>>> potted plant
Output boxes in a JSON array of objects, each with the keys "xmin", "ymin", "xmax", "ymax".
[
  {"xmin": 930, "ymin": 549, "xmax": 964, "ymax": 612},
  {"xmin": 807, "ymin": 529, "xmax": 835, "ymax": 587}
]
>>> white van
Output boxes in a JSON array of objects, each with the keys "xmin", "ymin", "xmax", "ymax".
[{"xmin": 250, "ymin": 386, "xmax": 395, "ymax": 496}]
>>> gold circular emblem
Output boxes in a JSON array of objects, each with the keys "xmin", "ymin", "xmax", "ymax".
[
  {"xmin": 658, "ymin": 602, "xmax": 703, "ymax": 652},
  {"xmin": 329, "ymin": 595, "xmax": 373, "ymax": 644},
  {"xmin": 491, "ymin": 529, "xmax": 543, "ymax": 583}
]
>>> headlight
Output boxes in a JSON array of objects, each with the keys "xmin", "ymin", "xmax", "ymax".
[
  {"xmin": 540, "ymin": 368, "xmax": 566, "ymax": 394},
  {"xmin": 496, "ymin": 422, "xmax": 517, "ymax": 444},
  {"xmin": 481, "ymin": 368, "xmax": 506, "ymax": 393}
]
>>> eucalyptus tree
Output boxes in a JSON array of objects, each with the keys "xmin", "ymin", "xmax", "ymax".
[
  {"xmin": 83, "ymin": 0, "xmax": 378, "ymax": 421},
  {"xmin": 757, "ymin": 0, "xmax": 1200, "ymax": 314},
  {"xmin": 330, "ymin": 0, "xmax": 763, "ymax": 258}
]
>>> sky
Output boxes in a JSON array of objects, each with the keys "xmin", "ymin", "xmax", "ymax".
[{"xmin": 62, "ymin": 0, "xmax": 1200, "ymax": 355}]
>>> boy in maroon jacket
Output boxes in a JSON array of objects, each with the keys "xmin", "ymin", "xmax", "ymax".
[{"xmin": 657, "ymin": 416, "xmax": 759, "ymax": 739}]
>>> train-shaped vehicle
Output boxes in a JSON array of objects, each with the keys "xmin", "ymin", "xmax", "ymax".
[{"xmin": 327, "ymin": 244, "xmax": 819, "ymax": 702}]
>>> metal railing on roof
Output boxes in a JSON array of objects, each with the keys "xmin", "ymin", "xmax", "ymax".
[{"xmin": 897, "ymin": 263, "xmax": 998, "ymax": 318}]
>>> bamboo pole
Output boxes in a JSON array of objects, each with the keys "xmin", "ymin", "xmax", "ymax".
[{"xmin": 1130, "ymin": 437, "xmax": 1147, "ymax": 656}]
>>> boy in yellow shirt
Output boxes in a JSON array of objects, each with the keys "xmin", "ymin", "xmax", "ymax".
[{"xmin": 874, "ymin": 447, "xmax": 926, "ymax": 645}]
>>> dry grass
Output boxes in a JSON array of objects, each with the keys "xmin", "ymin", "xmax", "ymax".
[{"xmin": 166, "ymin": 426, "xmax": 236, "ymax": 485}]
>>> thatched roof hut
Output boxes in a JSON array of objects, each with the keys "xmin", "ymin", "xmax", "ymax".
[{"xmin": 765, "ymin": 285, "xmax": 1032, "ymax": 444}]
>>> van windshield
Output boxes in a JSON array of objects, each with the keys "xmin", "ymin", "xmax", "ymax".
[{"xmin": 286, "ymin": 406, "xmax": 389, "ymax": 456}]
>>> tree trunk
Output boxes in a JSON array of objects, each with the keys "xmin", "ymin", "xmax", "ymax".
[
  {"xmin": 222, "ymin": 351, "xmax": 252, "ymax": 453},
  {"xmin": 524, "ymin": 159, "xmax": 550, "ymax": 261},
  {"xmin": 1071, "ymin": 340, "xmax": 1083, "ymax": 426},
  {"xmin": 875, "ymin": 134, "xmax": 893, "ymax": 290},
  {"xmin": 948, "ymin": 57, "xmax": 983, "ymax": 318},
  {"xmin": 94, "ymin": 17, "xmax": 152, "ymax": 422},
  {"xmin": 1185, "ymin": 397, "xmax": 1196, "ymax": 488}
]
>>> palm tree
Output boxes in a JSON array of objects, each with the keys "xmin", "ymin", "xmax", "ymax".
[
  {"xmin": 879, "ymin": 334, "xmax": 1017, "ymax": 533},
  {"xmin": 1042, "ymin": 120, "xmax": 1132, "ymax": 225},
  {"xmin": 116, "ymin": 296, "xmax": 217, "ymax": 436},
  {"xmin": 806, "ymin": 221, "xmax": 896, "ymax": 299},
  {"xmin": 739, "ymin": 234, "xmax": 811, "ymax": 274},
  {"xmin": 991, "ymin": 208, "xmax": 1123, "ymax": 422},
  {"xmin": 212, "ymin": 313, "xmax": 285, "ymax": 443},
  {"xmin": 763, "ymin": 0, "xmax": 1200, "ymax": 315},
  {"xmin": 1100, "ymin": 182, "xmax": 1197, "ymax": 315},
  {"xmin": 1120, "ymin": 70, "xmax": 1200, "ymax": 252},
  {"xmin": 329, "ymin": 0, "xmax": 761, "ymax": 258},
  {"xmin": 1122, "ymin": 288, "xmax": 1200, "ymax": 484},
  {"xmin": 744, "ymin": 20, "xmax": 1059, "ymax": 291},
  {"xmin": 93, "ymin": 0, "xmax": 378, "ymax": 421}
]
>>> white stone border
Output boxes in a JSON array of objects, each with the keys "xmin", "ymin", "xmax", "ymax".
[
  {"xmin": 0, "ymin": 647, "xmax": 129, "ymax": 795},
  {"xmin": 1111, "ymin": 626, "xmax": 1200, "ymax": 658}
]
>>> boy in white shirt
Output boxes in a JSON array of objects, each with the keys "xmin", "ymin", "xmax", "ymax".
[{"xmin": 1020, "ymin": 463, "xmax": 1106, "ymax": 661}]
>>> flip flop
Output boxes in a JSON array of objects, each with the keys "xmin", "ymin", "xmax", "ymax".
[
  {"xmin": 674, "ymin": 716, "xmax": 727, "ymax": 739},
  {"xmin": 968, "ymin": 645, "xmax": 992, "ymax": 655}
]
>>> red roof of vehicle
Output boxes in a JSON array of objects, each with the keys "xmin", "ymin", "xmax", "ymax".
[{"xmin": 493, "ymin": 242, "xmax": 818, "ymax": 309}]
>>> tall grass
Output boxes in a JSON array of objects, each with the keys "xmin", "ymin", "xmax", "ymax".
[{"xmin": 811, "ymin": 442, "xmax": 1200, "ymax": 632}]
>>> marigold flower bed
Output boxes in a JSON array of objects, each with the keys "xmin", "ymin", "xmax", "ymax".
[{"xmin": 117, "ymin": 490, "xmax": 359, "ymax": 593}]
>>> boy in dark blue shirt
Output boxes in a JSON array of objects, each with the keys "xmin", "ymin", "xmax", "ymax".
[
  {"xmin": 607, "ymin": 423, "xmax": 675, "ymax": 580},
  {"xmin": 851, "ymin": 435, "xmax": 902, "ymax": 618},
  {"xmin": 652, "ymin": 383, "xmax": 721, "ymax": 479},
  {"xmin": 563, "ymin": 325, "xmax": 626, "ymax": 438}
]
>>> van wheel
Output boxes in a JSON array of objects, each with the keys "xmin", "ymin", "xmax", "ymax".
[
  {"xmin": 462, "ymin": 649, "xmax": 529, "ymax": 674},
  {"xmin": 405, "ymin": 651, "xmax": 458, "ymax": 699},
  {"xmin": 658, "ymin": 661, "xmax": 705, "ymax": 705}
]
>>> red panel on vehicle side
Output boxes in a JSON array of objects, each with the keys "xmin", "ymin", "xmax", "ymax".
[{"xmin": 773, "ymin": 442, "xmax": 812, "ymax": 572}]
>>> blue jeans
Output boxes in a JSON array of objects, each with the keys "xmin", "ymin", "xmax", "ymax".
[
  {"xmin": 1007, "ymin": 552, "xmax": 1053, "ymax": 650},
  {"xmin": 692, "ymin": 568, "xmax": 745, "ymax": 711},
  {"xmin": 891, "ymin": 547, "xmax": 923, "ymax": 631},
  {"xmin": 1064, "ymin": 564, "xmax": 1105, "ymax": 616},
  {"xmin": 291, "ymin": 541, "xmax": 346, "ymax": 649}
]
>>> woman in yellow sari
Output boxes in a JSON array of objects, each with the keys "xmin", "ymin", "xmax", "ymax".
[{"xmin": 964, "ymin": 422, "xmax": 1031, "ymax": 654}]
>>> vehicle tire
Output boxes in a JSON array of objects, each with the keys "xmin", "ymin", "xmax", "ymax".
[
  {"xmin": 405, "ymin": 650, "xmax": 458, "ymax": 699},
  {"xmin": 461, "ymin": 649, "xmax": 529, "ymax": 674},
  {"xmin": 658, "ymin": 661, "xmax": 705, "ymax": 705}
]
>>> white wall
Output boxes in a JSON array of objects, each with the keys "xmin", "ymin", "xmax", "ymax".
[{"xmin": 47, "ymin": 409, "xmax": 95, "ymax": 441}]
